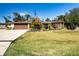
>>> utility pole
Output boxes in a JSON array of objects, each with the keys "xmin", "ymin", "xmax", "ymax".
[{"xmin": 34, "ymin": 10, "xmax": 37, "ymax": 18}]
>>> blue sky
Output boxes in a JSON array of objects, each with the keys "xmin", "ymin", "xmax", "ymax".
[{"xmin": 0, "ymin": 3, "xmax": 79, "ymax": 22}]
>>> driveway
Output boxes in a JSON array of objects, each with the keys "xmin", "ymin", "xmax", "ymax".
[{"xmin": 0, "ymin": 30, "xmax": 28, "ymax": 56}]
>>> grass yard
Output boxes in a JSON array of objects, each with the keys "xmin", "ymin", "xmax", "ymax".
[{"xmin": 4, "ymin": 30, "xmax": 79, "ymax": 56}]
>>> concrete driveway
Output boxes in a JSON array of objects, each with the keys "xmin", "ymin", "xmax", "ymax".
[{"xmin": 0, "ymin": 30, "xmax": 28, "ymax": 56}]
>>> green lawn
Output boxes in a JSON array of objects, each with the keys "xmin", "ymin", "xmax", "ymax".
[{"xmin": 4, "ymin": 30, "xmax": 79, "ymax": 56}]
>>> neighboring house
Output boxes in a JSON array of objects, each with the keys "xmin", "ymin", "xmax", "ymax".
[
  {"xmin": 0, "ymin": 18, "xmax": 64, "ymax": 30},
  {"xmin": 0, "ymin": 23, "xmax": 6, "ymax": 29}
]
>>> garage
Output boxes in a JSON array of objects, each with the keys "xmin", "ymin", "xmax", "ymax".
[{"xmin": 14, "ymin": 22, "xmax": 28, "ymax": 30}]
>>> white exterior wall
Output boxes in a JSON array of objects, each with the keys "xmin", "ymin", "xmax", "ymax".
[
  {"xmin": 28, "ymin": 24, "xmax": 30, "ymax": 30},
  {"xmin": 11, "ymin": 24, "xmax": 14, "ymax": 30}
]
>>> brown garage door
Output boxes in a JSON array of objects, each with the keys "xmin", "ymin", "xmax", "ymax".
[{"xmin": 14, "ymin": 23, "xmax": 28, "ymax": 29}]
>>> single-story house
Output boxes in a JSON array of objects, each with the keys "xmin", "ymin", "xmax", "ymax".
[{"xmin": 0, "ymin": 18, "xmax": 64, "ymax": 30}]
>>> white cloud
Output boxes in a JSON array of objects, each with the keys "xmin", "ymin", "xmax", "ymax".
[{"xmin": 20, "ymin": 13, "xmax": 26, "ymax": 15}]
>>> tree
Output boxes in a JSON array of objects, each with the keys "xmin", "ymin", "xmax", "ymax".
[
  {"xmin": 31, "ymin": 18, "xmax": 42, "ymax": 30},
  {"xmin": 31, "ymin": 17, "xmax": 35, "ymax": 22},
  {"xmin": 65, "ymin": 8, "xmax": 79, "ymax": 22},
  {"xmin": 45, "ymin": 18, "xmax": 51, "ymax": 22},
  {"xmin": 24, "ymin": 14, "xmax": 31, "ymax": 21},
  {"xmin": 53, "ymin": 17, "xmax": 58, "ymax": 21},
  {"xmin": 64, "ymin": 8, "xmax": 79, "ymax": 29},
  {"xmin": 4, "ymin": 16, "xmax": 11, "ymax": 22},
  {"xmin": 55, "ymin": 8, "xmax": 79, "ymax": 30},
  {"xmin": 57, "ymin": 15, "xmax": 65, "ymax": 21},
  {"xmin": 3, "ymin": 16, "xmax": 11, "ymax": 29},
  {"xmin": 13, "ymin": 12, "xmax": 25, "ymax": 22}
]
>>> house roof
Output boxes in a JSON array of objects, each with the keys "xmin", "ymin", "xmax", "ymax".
[
  {"xmin": 0, "ymin": 23, "xmax": 5, "ymax": 25},
  {"xmin": 0, "ymin": 21, "xmax": 64, "ymax": 25},
  {"xmin": 12, "ymin": 22, "xmax": 31, "ymax": 24},
  {"xmin": 51, "ymin": 21, "xmax": 64, "ymax": 23},
  {"xmin": 42, "ymin": 21, "xmax": 64, "ymax": 24},
  {"xmin": 42, "ymin": 21, "xmax": 52, "ymax": 24}
]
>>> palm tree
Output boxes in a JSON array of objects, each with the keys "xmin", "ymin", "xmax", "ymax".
[
  {"xmin": 24, "ymin": 14, "xmax": 31, "ymax": 21},
  {"xmin": 3, "ymin": 16, "xmax": 11, "ymax": 29},
  {"xmin": 13, "ymin": 12, "xmax": 25, "ymax": 22},
  {"xmin": 13, "ymin": 12, "xmax": 21, "ymax": 17}
]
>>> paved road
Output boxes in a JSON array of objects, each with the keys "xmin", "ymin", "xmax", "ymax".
[{"xmin": 0, "ymin": 30, "xmax": 28, "ymax": 56}]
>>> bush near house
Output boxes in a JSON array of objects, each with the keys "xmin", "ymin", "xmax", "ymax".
[
  {"xmin": 31, "ymin": 18, "xmax": 42, "ymax": 31},
  {"xmin": 64, "ymin": 21, "xmax": 78, "ymax": 30}
]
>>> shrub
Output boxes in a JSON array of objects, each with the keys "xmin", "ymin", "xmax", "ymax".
[
  {"xmin": 31, "ymin": 18, "xmax": 42, "ymax": 30},
  {"xmin": 64, "ymin": 22, "xmax": 77, "ymax": 30}
]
